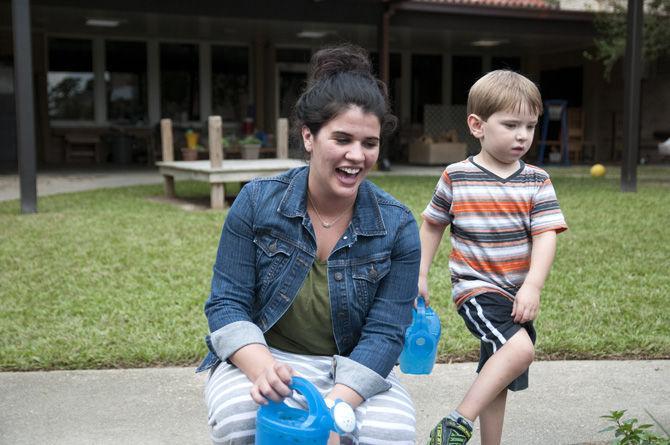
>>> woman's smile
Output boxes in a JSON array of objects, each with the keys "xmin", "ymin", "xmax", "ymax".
[{"xmin": 304, "ymin": 105, "xmax": 381, "ymax": 204}]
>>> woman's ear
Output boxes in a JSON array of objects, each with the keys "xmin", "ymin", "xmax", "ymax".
[
  {"xmin": 301, "ymin": 127, "xmax": 313, "ymax": 152},
  {"xmin": 467, "ymin": 114, "xmax": 485, "ymax": 139}
]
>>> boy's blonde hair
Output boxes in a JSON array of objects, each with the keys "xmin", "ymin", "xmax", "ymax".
[{"xmin": 467, "ymin": 70, "xmax": 543, "ymax": 120}]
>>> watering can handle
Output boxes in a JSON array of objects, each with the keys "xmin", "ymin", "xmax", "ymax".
[
  {"xmin": 416, "ymin": 296, "xmax": 426, "ymax": 317},
  {"xmin": 289, "ymin": 376, "xmax": 327, "ymax": 418},
  {"xmin": 415, "ymin": 296, "xmax": 429, "ymax": 329},
  {"xmin": 261, "ymin": 376, "xmax": 326, "ymax": 423},
  {"xmin": 289, "ymin": 377, "xmax": 355, "ymax": 434}
]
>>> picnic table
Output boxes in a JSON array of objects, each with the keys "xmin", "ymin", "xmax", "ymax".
[
  {"xmin": 157, "ymin": 117, "xmax": 302, "ymax": 209},
  {"xmin": 156, "ymin": 158, "xmax": 304, "ymax": 209}
]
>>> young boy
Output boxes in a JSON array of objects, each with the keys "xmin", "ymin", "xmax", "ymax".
[{"xmin": 419, "ymin": 70, "xmax": 568, "ymax": 445}]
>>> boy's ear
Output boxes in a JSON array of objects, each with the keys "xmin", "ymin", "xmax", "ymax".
[{"xmin": 467, "ymin": 114, "xmax": 485, "ymax": 139}]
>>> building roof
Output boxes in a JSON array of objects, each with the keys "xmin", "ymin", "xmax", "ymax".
[{"xmin": 410, "ymin": 0, "xmax": 556, "ymax": 10}]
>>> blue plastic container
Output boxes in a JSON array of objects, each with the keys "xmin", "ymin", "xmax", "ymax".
[
  {"xmin": 399, "ymin": 297, "xmax": 441, "ymax": 374},
  {"xmin": 255, "ymin": 376, "xmax": 355, "ymax": 445}
]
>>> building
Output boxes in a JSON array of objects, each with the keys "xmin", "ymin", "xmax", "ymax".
[{"xmin": 1, "ymin": 0, "xmax": 668, "ymax": 168}]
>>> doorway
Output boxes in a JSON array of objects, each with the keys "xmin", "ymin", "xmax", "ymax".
[
  {"xmin": 276, "ymin": 62, "xmax": 308, "ymax": 157},
  {"xmin": 0, "ymin": 59, "xmax": 17, "ymax": 168}
]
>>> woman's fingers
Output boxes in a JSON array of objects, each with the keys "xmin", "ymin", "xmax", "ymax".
[
  {"xmin": 250, "ymin": 384, "xmax": 268, "ymax": 405},
  {"xmin": 273, "ymin": 362, "xmax": 294, "ymax": 386},
  {"xmin": 258, "ymin": 379, "xmax": 284, "ymax": 403},
  {"xmin": 251, "ymin": 362, "xmax": 295, "ymax": 404}
]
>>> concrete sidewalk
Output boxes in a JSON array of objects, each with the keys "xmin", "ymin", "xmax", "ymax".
[
  {"xmin": 1, "ymin": 360, "xmax": 668, "ymax": 444},
  {"xmin": 0, "ymin": 169, "xmax": 164, "ymax": 202},
  {"xmin": 0, "ymin": 165, "xmax": 445, "ymax": 202}
]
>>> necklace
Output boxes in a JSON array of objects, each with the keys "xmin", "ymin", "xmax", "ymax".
[{"xmin": 307, "ymin": 193, "xmax": 352, "ymax": 229}]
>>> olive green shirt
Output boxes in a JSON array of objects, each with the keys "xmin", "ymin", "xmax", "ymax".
[{"xmin": 265, "ymin": 259, "xmax": 338, "ymax": 355}]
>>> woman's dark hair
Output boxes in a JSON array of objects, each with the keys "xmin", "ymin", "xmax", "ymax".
[{"xmin": 292, "ymin": 44, "xmax": 397, "ymax": 149}]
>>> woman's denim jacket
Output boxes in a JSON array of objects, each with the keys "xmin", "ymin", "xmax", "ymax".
[{"xmin": 197, "ymin": 166, "xmax": 420, "ymax": 400}]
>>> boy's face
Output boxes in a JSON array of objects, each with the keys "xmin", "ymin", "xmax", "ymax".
[{"xmin": 468, "ymin": 106, "xmax": 538, "ymax": 165}]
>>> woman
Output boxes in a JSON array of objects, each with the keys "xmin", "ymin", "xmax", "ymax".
[{"xmin": 198, "ymin": 44, "xmax": 420, "ymax": 445}]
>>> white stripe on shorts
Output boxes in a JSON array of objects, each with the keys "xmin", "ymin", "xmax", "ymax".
[
  {"xmin": 204, "ymin": 348, "xmax": 416, "ymax": 445},
  {"xmin": 463, "ymin": 299, "xmax": 500, "ymax": 353},
  {"xmin": 471, "ymin": 296, "xmax": 507, "ymax": 346}
]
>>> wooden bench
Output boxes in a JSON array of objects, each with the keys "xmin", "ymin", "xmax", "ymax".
[
  {"xmin": 156, "ymin": 116, "xmax": 303, "ymax": 209},
  {"xmin": 64, "ymin": 133, "xmax": 105, "ymax": 164}
]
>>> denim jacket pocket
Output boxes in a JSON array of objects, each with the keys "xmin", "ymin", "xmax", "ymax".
[
  {"xmin": 352, "ymin": 253, "xmax": 391, "ymax": 307},
  {"xmin": 254, "ymin": 232, "xmax": 295, "ymax": 285}
]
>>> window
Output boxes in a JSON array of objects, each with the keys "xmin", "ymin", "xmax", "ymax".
[
  {"xmin": 276, "ymin": 48, "xmax": 311, "ymax": 63},
  {"xmin": 370, "ymin": 52, "xmax": 402, "ymax": 110},
  {"xmin": 106, "ymin": 41, "xmax": 147, "ymax": 123},
  {"xmin": 412, "ymin": 54, "xmax": 442, "ymax": 123},
  {"xmin": 160, "ymin": 43, "xmax": 199, "ymax": 122},
  {"xmin": 452, "ymin": 56, "xmax": 482, "ymax": 105},
  {"xmin": 211, "ymin": 45, "xmax": 249, "ymax": 123},
  {"xmin": 492, "ymin": 56, "xmax": 521, "ymax": 72},
  {"xmin": 540, "ymin": 67, "xmax": 583, "ymax": 107},
  {"xmin": 48, "ymin": 38, "xmax": 94, "ymax": 120}
]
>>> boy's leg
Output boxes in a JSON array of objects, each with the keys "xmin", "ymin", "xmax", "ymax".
[
  {"xmin": 428, "ymin": 294, "xmax": 536, "ymax": 445},
  {"xmin": 457, "ymin": 328, "xmax": 534, "ymax": 422},
  {"xmin": 479, "ymin": 389, "xmax": 507, "ymax": 445}
]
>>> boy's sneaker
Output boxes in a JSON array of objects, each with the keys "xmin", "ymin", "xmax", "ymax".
[{"xmin": 427, "ymin": 417, "xmax": 473, "ymax": 445}]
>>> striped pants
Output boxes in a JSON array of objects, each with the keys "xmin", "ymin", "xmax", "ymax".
[{"xmin": 205, "ymin": 348, "xmax": 416, "ymax": 444}]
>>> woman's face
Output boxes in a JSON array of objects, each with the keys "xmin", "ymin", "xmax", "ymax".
[{"xmin": 303, "ymin": 105, "xmax": 381, "ymax": 202}]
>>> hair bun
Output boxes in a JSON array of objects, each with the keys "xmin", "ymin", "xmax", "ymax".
[{"xmin": 309, "ymin": 44, "xmax": 372, "ymax": 83}]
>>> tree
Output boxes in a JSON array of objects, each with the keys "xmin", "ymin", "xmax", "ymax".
[{"xmin": 585, "ymin": 0, "xmax": 670, "ymax": 79}]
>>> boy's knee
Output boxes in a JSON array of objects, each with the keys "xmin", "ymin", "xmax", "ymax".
[
  {"xmin": 509, "ymin": 329, "xmax": 534, "ymax": 366},
  {"xmin": 522, "ymin": 342, "xmax": 535, "ymax": 366}
]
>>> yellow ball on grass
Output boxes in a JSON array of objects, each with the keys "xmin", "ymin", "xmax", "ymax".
[{"xmin": 590, "ymin": 164, "xmax": 606, "ymax": 178}]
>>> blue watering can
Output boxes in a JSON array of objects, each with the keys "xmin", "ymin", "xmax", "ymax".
[
  {"xmin": 255, "ymin": 376, "xmax": 356, "ymax": 445},
  {"xmin": 399, "ymin": 296, "xmax": 441, "ymax": 374}
]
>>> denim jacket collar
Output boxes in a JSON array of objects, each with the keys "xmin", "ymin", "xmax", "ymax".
[{"xmin": 277, "ymin": 166, "xmax": 386, "ymax": 237}]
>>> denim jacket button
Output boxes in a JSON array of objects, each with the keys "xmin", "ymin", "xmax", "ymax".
[
  {"xmin": 369, "ymin": 268, "xmax": 378, "ymax": 279},
  {"xmin": 268, "ymin": 241, "xmax": 277, "ymax": 253},
  {"xmin": 334, "ymin": 272, "xmax": 343, "ymax": 281}
]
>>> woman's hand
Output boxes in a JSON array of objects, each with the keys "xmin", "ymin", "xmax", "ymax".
[
  {"xmin": 250, "ymin": 361, "xmax": 295, "ymax": 405},
  {"xmin": 229, "ymin": 344, "xmax": 295, "ymax": 405}
]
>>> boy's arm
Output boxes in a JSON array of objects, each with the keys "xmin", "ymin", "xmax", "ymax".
[
  {"xmin": 512, "ymin": 230, "xmax": 557, "ymax": 323},
  {"xmin": 418, "ymin": 219, "xmax": 448, "ymax": 306}
]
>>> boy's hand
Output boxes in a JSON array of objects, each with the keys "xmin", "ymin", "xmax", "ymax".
[
  {"xmin": 418, "ymin": 275, "xmax": 430, "ymax": 306},
  {"xmin": 511, "ymin": 282, "xmax": 541, "ymax": 324}
]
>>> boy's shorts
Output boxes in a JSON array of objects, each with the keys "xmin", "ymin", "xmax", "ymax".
[{"xmin": 458, "ymin": 292, "xmax": 537, "ymax": 391}]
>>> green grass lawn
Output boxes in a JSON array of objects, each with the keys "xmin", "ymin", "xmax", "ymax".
[{"xmin": 1, "ymin": 166, "xmax": 669, "ymax": 371}]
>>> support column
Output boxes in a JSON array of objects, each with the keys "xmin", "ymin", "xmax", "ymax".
[
  {"xmin": 276, "ymin": 118, "xmax": 288, "ymax": 159},
  {"xmin": 254, "ymin": 35, "xmax": 266, "ymax": 131},
  {"xmin": 442, "ymin": 54, "xmax": 452, "ymax": 106},
  {"xmin": 210, "ymin": 116, "xmax": 226, "ymax": 209},
  {"xmin": 93, "ymin": 38, "xmax": 106, "ymax": 124},
  {"xmin": 148, "ymin": 40, "xmax": 160, "ymax": 125},
  {"xmin": 621, "ymin": 0, "xmax": 642, "ymax": 193},
  {"xmin": 400, "ymin": 51, "xmax": 411, "ymax": 124},
  {"xmin": 210, "ymin": 184, "xmax": 225, "ymax": 210},
  {"xmin": 199, "ymin": 43, "xmax": 212, "ymax": 124},
  {"xmin": 377, "ymin": 3, "xmax": 394, "ymax": 170},
  {"xmin": 160, "ymin": 119, "xmax": 175, "ymax": 198},
  {"xmin": 12, "ymin": 0, "xmax": 37, "ymax": 213}
]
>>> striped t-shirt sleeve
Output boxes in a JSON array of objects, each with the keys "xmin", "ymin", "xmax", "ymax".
[
  {"xmin": 530, "ymin": 178, "xmax": 568, "ymax": 236},
  {"xmin": 422, "ymin": 170, "xmax": 453, "ymax": 226}
]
